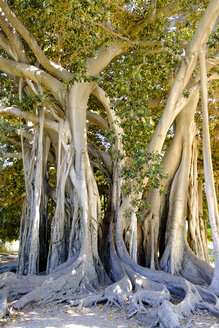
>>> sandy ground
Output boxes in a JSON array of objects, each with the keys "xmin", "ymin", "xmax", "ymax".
[{"xmin": 1, "ymin": 302, "xmax": 219, "ymax": 328}]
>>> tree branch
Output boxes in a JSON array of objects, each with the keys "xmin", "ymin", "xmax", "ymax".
[
  {"xmin": 86, "ymin": 41, "xmax": 128, "ymax": 76},
  {"xmin": 0, "ymin": 56, "xmax": 66, "ymax": 105},
  {"xmin": 0, "ymin": 106, "xmax": 58, "ymax": 132},
  {"xmin": 91, "ymin": 86, "xmax": 117, "ymax": 127},
  {"xmin": 0, "ymin": 31, "xmax": 17, "ymax": 60},
  {"xmin": 188, "ymin": 54, "xmax": 219, "ymax": 87},
  {"xmin": 200, "ymin": 47, "xmax": 219, "ymax": 292},
  {"xmin": 94, "ymin": 22, "xmax": 134, "ymax": 45},
  {"xmin": 148, "ymin": 0, "xmax": 219, "ymax": 153},
  {"xmin": 140, "ymin": 47, "xmax": 166, "ymax": 55},
  {"xmin": 87, "ymin": 111, "xmax": 109, "ymax": 130},
  {"xmin": 0, "ymin": 151, "xmax": 22, "ymax": 158},
  {"xmin": 0, "ymin": 10, "xmax": 28, "ymax": 63},
  {"xmin": 0, "ymin": 0, "xmax": 73, "ymax": 81},
  {"xmin": 114, "ymin": 4, "xmax": 141, "ymax": 19},
  {"xmin": 88, "ymin": 142, "xmax": 112, "ymax": 174},
  {"xmin": 130, "ymin": 1, "xmax": 180, "ymax": 37}
]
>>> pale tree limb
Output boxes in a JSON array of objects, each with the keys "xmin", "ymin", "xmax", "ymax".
[
  {"xmin": 0, "ymin": 31, "xmax": 17, "ymax": 60},
  {"xmin": 17, "ymin": 129, "xmax": 34, "ymax": 141},
  {"xmin": 88, "ymin": 142, "xmax": 112, "ymax": 174},
  {"xmin": 0, "ymin": 56, "xmax": 66, "ymax": 105},
  {"xmin": 88, "ymin": 24, "xmax": 165, "ymax": 76},
  {"xmin": 0, "ymin": 0, "xmax": 73, "ymax": 81},
  {"xmin": 44, "ymin": 101, "xmax": 65, "ymax": 121},
  {"xmin": 0, "ymin": 151, "xmax": 22, "ymax": 158},
  {"xmin": 86, "ymin": 41, "xmax": 128, "ymax": 76},
  {"xmin": 199, "ymin": 47, "xmax": 219, "ymax": 294},
  {"xmin": 0, "ymin": 107, "xmax": 58, "ymax": 132},
  {"xmin": 0, "ymin": 10, "xmax": 28, "ymax": 63},
  {"xmin": 87, "ymin": 111, "xmax": 109, "ymax": 130},
  {"xmin": 189, "ymin": 54, "xmax": 219, "ymax": 86},
  {"xmin": 148, "ymin": 0, "xmax": 219, "ymax": 153}
]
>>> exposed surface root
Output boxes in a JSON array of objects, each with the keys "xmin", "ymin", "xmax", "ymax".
[
  {"xmin": 9, "ymin": 253, "xmax": 103, "ymax": 310},
  {"xmin": 1, "ymin": 257, "xmax": 219, "ymax": 327},
  {"xmin": 0, "ymin": 288, "xmax": 9, "ymax": 319},
  {"xmin": 69, "ymin": 276, "xmax": 132, "ymax": 308},
  {"xmin": 180, "ymin": 246, "xmax": 214, "ymax": 285},
  {"xmin": 0, "ymin": 262, "xmax": 17, "ymax": 274},
  {"xmin": 0, "ymin": 272, "xmax": 45, "ymax": 301},
  {"xmin": 66, "ymin": 268, "xmax": 219, "ymax": 328}
]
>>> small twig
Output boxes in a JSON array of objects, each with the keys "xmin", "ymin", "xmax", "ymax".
[
  {"xmin": 114, "ymin": 4, "xmax": 141, "ymax": 19},
  {"xmin": 94, "ymin": 22, "xmax": 134, "ymax": 45}
]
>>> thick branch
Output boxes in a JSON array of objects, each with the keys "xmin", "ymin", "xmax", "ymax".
[
  {"xmin": 0, "ymin": 10, "xmax": 28, "ymax": 63},
  {"xmin": 0, "ymin": 31, "xmax": 17, "ymax": 60},
  {"xmin": 0, "ymin": 107, "xmax": 58, "ymax": 132},
  {"xmin": 0, "ymin": 56, "xmax": 66, "ymax": 105},
  {"xmin": 88, "ymin": 143, "xmax": 112, "ymax": 174},
  {"xmin": 86, "ymin": 42, "xmax": 128, "ymax": 76},
  {"xmin": 87, "ymin": 111, "xmax": 109, "ymax": 130},
  {"xmin": 0, "ymin": 0, "xmax": 73, "ymax": 81},
  {"xmin": 148, "ymin": 0, "xmax": 219, "ymax": 153}
]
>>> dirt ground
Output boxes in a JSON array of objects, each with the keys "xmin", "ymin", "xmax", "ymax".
[
  {"xmin": 0, "ymin": 253, "xmax": 219, "ymax": 328},
  {"xmin": 0, "ymin": 301, "xmax": 218, "ymax": 328}
]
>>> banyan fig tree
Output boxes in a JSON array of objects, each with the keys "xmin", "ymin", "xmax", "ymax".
[{"xmin": 0, "ymin": 0, "xmax": 218, "ymax": 326}]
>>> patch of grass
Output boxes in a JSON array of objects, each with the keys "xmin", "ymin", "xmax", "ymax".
[{"xmin": 0, "ymin": 248, "xmax": 18, "ymax": 254}]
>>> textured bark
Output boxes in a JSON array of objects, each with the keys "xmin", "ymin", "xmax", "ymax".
[
  {"xmin": 158, "ymin": 93, "xmax": 214, "ymax": 285},
  {"xmin": 200, "ymin": 48, "xmax": 219, "ymax": 294},
  {"xmin": 187, "ymin": 159, "xmax": 209, "ymax": 263}
]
